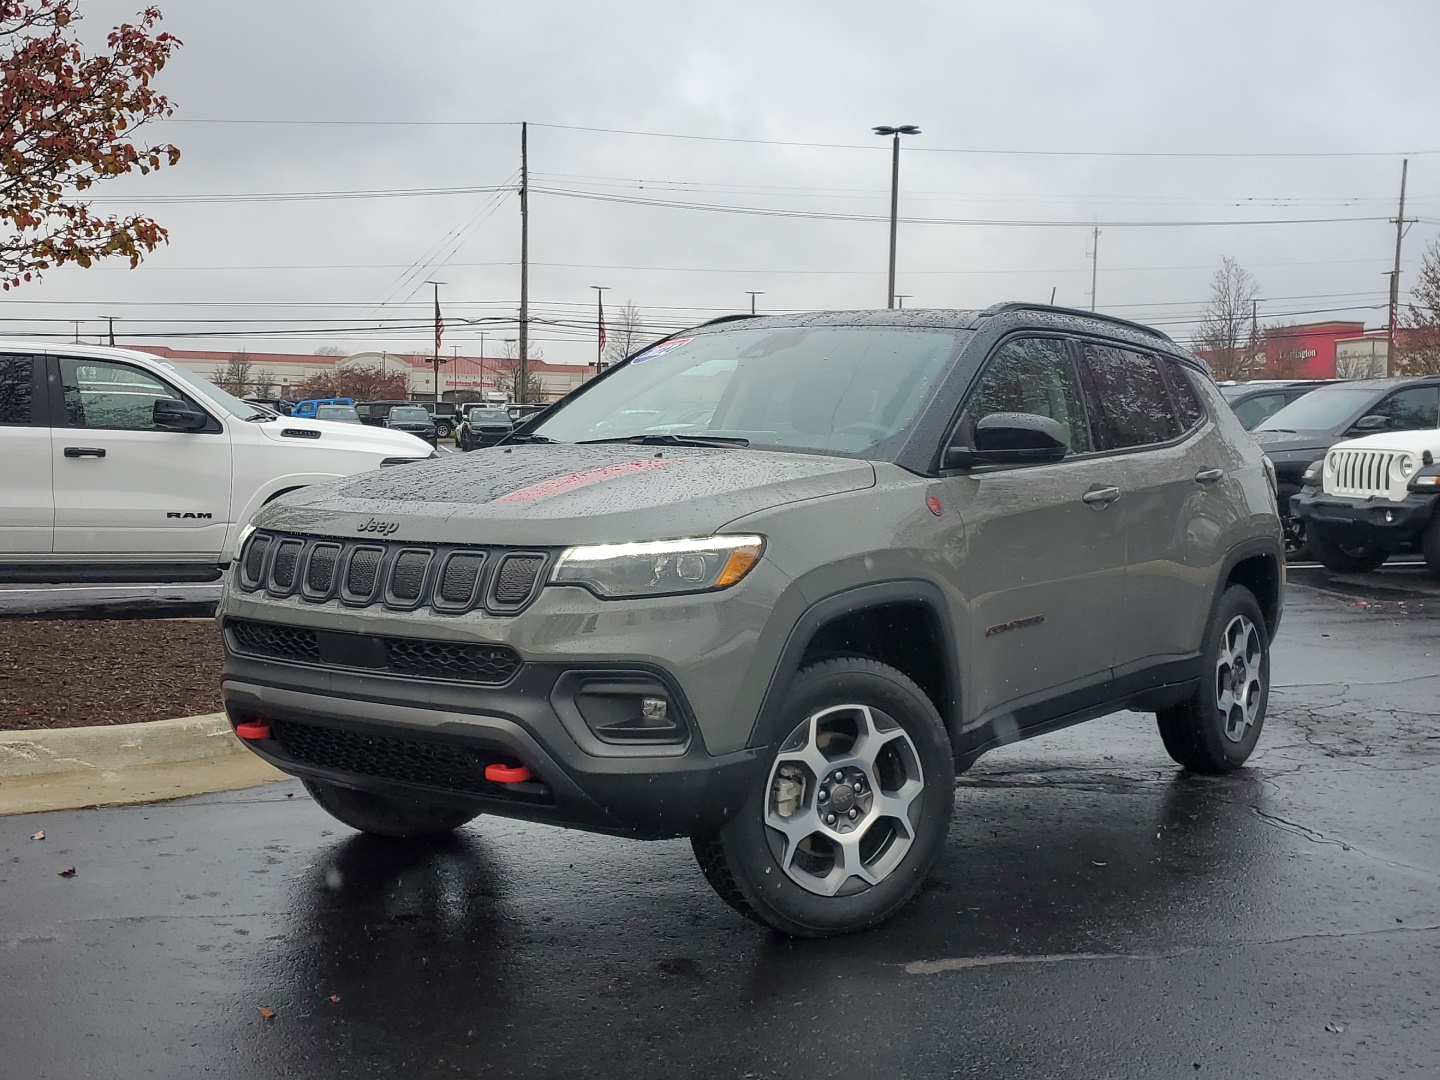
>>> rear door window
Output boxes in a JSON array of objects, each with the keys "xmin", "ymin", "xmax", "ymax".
[
  {"xmin": 0, "ymin": 355, "xmax": 35, "ymax": 425},
  {"xmin": 1079, "ymin": 344, "xmax": 1181, "ymax": 450}
]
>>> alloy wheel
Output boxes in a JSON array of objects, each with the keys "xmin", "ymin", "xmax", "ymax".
[
  {"xmin": 1214, "ymin": 614, "xmax": 1264, "ymax": 743},
  {"xmin": 764, "ymin": 703, "xmax": 925, "ymax": 897}
]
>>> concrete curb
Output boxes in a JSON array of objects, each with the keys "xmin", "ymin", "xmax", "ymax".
[{"xmin": 0, "ymin": 712, "xmax": 286, "ymax": 816}]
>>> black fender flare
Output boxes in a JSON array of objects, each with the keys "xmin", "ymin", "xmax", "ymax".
[
  {"xmin": 1212, "ymin": 535, "xmax": 1285, "ymax": 639},
  {"xmin": 744, "ymin": 579, "xmax": 961, "ymax": 751}
]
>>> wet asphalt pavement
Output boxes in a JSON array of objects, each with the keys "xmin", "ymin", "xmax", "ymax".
[{"xmin": 3, "ymin": 574, "xmax": 1438, "ymax": 1079}]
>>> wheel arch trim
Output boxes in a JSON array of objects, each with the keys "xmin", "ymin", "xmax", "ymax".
[{"xmin": 745, "ymin": 579, "xmax": 961, "ymax": 752}]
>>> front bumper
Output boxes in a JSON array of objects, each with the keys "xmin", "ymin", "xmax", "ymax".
[
  {"xmin": 1291, "ymin": 488, "xmax": 1439, "ymax": 548},
  {"xmin": 222, "ymin": 651, "xmax": 765, "ymax": 839}
]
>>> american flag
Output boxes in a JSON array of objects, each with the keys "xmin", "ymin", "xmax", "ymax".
[
  {"xmin": 434, "ymin": 293, "xmax": 444, "ymax": 356},
  {"xmin": 597, "ymin": 294, "xmax": 607, "ymax": 357}
]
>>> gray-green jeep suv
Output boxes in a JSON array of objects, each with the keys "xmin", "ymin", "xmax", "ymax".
[{"xmin": 219, "ymin": 303, "xmax": 1284, "ymax": 936}]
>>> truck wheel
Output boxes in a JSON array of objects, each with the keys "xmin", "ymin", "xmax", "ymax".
[
  {"xmin": 302, "ymin": 779, "xmax": 478, "ymax": 838},
  {"xmin": 1156, "ymin": 585, "xmax": 1270, "ymax": 774},
  {"xmin": 690, "ymin": 657, "xmax": 954, "ymax": 937},
  {"xmin": 1423, "ymin": 512, "xmax": 1440, "ymax": 579},
  {"xmin": 434, "ymin": 419, "xmax": 453, "ymax": 439},
  {"xmin": 1309, "ymin": 528, "xmax": 1389, "ymax": 573}
]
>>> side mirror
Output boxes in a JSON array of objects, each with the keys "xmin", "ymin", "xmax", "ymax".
[
  {"xmin": 153, "ymin": 398, "xmax": 209, "ymax": 432},
  {"xmin": 1352, "ymin": 414, "xmax": 1390, "ymax": 431},
  {"xmin": 945, "ymin": 412, "xmax": 1069, "ymax": 469}
]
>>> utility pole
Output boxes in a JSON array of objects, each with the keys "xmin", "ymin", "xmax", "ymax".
[
  {"xmin": 745, "ymin": 290, "xmax": 764, "ymax": 315},
  {"xmin": 591, "ymin": 285, "xmax": 610, "ymax": 371},
  {"xmin": 1088, "ymin": 226, "xmax": 1100, "ymax": 312},
  {"xmin": 1387, "ymin": 157, "xmax": 1410, "ymax": 377},
  {"xmin": 479, "ymin": 330, "xmax": 485, "ymax": 395},
  {"xmin": 518, "ymin": 121, "xmax": 530, "ymax": 404},
  {"xmin": 1250, "ymin": 298, "xmax": 1259, "ymax": 375},
  {"xmin": 97, "ymin": 315, "xmax": 117, "ymax": 346},
  {"xmin": 72, "ymin": 320, "xmax": 80, "ymax": 344},
  {"xmin": 425, "ymin": 280, "xmax": 445, "ymax": 403}
]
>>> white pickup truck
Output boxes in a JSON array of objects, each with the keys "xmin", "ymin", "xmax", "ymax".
[{"xmin": 0, "ymin": 341, "xmax": 435, "ymax": 583}]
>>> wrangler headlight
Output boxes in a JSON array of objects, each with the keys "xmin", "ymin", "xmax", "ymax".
[
  {"xmin": 552, "ymin": 536, "xmax": 764, "ymax": 598},
  {"xmin": 1396, "ymin": 454, "xmax": 1417, "ymax": 479}
]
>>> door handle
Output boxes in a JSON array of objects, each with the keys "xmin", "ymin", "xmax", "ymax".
[
  {"xmin": 1081, "ymin": 486, "xmax": 1121, "ymax": 506},
  {"xmin": 1194, "ymin": 468, "xmax": 1224, "ymax": 484},
  {"xmin": 63, "ymin": 446, "xmax": 106, "ymax": 458}
]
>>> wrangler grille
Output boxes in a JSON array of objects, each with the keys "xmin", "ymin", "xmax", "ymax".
[
  {"xmin": 268, "ymin": 719, "xmax": 548, "ymax": 801},
  {"xmin": 1327, "ymin": 449, "xmax": 1398, "ymax": 499},
  {"xmin": 225, "ymin": 619, "xmax": 522, "ymax": 685},
  {"xmin": 236, "ymin": 532, "xmax": 550, "ymax": 617}
]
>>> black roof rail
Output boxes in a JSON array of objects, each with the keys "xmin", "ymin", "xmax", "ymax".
[
  {"xmin": 977, "ymin": 302, "xmax": 1174, "ymax": 344},
  {"xmin": 697, "ymin": 313, "xmax": 760, "ymax": 328}
]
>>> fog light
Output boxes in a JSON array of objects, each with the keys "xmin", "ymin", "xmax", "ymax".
[
  {"xmin": 570, "ymin": 677, "xmax": 685, "ymax": 744},
  {"xmin": 641, "ymin": 696, "xmax": 668, "ymax": 721}
]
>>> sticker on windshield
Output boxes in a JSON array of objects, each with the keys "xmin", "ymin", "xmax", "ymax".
[{"xmin": 631, "ymin": 337, "xmax": 692, "ymax": 365}]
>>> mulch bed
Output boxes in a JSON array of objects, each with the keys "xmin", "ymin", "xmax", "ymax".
[{"xmin": 0, "ymin": 619, "xmax": 223, "ymax": 731}]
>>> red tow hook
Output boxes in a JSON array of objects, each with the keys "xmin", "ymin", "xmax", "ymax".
[
  {"xmin": 234, "ymin": 721, "xmax": 271, "ymax": 741},
  {"xmin": 484, "ymin": 762, "xmax": 533, "ymax": 784}
]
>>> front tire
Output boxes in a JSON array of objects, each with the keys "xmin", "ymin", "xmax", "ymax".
[
  {"xmin": 1310, "ymin": 527, "xmax": 1389, "ymax": 573},
  {"xmin": 691, "ymin": 657, "xmax": 954, "ymax": 937},
  {"xmin": 302, "ymin": 778, "xmax": 479, "ymax": 838},
  {"xmin": 1422, "ymin": 511, "xmax": 1440, "ymax": 579},
  {"xmin": 1156, "ymin": 585, "xmax": 1270, "ymax": 773}
]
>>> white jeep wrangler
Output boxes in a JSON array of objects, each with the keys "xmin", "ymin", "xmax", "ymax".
[{"xmin": 1291, "ymin": 429, "xmax": 1440, "ymax": 575}]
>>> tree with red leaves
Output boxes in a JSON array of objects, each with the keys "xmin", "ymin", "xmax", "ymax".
[{"xmin": 0, "ymin": 2, "xmax": 181, "ymax": 290}]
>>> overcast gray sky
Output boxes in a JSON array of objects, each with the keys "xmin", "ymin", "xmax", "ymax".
[{"xmin": 10, "ymin": 0, "xmax": 1440, "ymax": 363}]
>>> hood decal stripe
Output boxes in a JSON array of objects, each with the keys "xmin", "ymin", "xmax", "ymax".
[{"xmin": 492, "ymin": 458, "xmax": 674, "ymax": 504}]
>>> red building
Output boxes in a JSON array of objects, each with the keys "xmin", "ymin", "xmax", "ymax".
[{"xmin": 1257, "ymin": 321, "xmax": 1366, "ymax": 379}]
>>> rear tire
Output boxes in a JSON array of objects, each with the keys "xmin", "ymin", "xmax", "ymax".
[
  {"xmin": 302, "ymin": 779, "xmax": 478, "ymax": 838},
  {"xmin": 1157, "ymin": 585, "xmax": 1270, "ymax": 774},
  {"xmin": 1310, "ymin": 527, "xmax": 1389, "ymax": 573},
  {"xmin": 691, "ymin": 657, "xmax": 954, "ymax": 937}
]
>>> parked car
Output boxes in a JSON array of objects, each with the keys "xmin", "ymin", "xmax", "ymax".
[
  {"xmin": 456, "ymin": 406, "xmax": 513, "ymax": 451},
  {"xmin": 1292, "ymin": 427, "xmax": 1440, "ymax": 575},
  {"xmin": 428, "ymin": 401, "xmax": 460, "ymax": 440},
  {"xmin": 291, "ymin": 397, "xmax": 354, "ymax": 419},
  {"xmin": 354, "ymin": 400, "xmax": 410, "ymax": 427},
  {"xmin": 218, "ymin": 304, "xmax": 1283, "ymax": 936},
  {"xmin": 313, "ymin": 404, "xmax": 362, "ymax": 424},
  {"xmin": 384, "ymin": 404, "xmax": 438, "ymax": 447},
  {"xmin": 1219, "ymin": 380, "xmax": 1329, "ymax": 430},
  {"xmin": 0, "ymin": 344, "xmax": 435, "ymax": 583},
  {"xmin": 1252, "ymin": 376, "xmax": 1440, "ymax": 557},
  {"xmin": 506, "ymin": 403, "xmax": 550, "ymax": 424}
]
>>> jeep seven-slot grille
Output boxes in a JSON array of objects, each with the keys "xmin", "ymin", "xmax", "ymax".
[
  {"xmin": 1327, "ymin": 448, "xmax": 1399, "ymax": 499},
  {"xmin": 225, "ymin": 618, "xmax": 522, "ymax": 685},
  {"xmin": 237, "ymin": 531, "xmax": 551, "ymax": 616},
  {"xmin": 267, "ymin": 719, "xmax": 549, "ymax": 801}
]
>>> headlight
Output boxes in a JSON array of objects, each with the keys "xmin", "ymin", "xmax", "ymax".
[
  {"xmin": 552, "ymin": 536, "xmax": 764, "ymax": 598},
  {"xmin": 1325, "ymin": 452, "xmax": 1338, "ymax": 474},
  {"xmin": 1396, "ymin": 454, "xmax": 1417, "ymax": 479}
]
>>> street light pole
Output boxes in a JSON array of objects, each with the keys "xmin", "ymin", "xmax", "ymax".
[
  {"xmin": 591, "ymin": 285, "xmax": 610, "ymax": 371},
  {"xmin": 424, "ymin": 280, "xmax": 445, "ymax": 403},
  {"xmin": 96, "ymin": 315, "xmax": 117, "ymax": 346},
  {"xmin": 745, "ymin": 290, "xmax": 764, "ymax": 315},
  {"xmin": 873, "ymin": 124, "xmax": 920, "ymax": 310},
  {"xmin": 895, "ymin": 295, "xmax": 911, "ymax": 310}
]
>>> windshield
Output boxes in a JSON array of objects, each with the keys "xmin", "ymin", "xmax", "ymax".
[
  {"xmin": 389, "ymin": 406, "xmax": 431, "ymax": 422},
  {"xmin": 471, "ymin": 409, "xmax": 511, "ymax": 423},
  {"xmin": 315, "ymin": 405, "xmax": 359, "ymax": 421},
  {"xmin": 533, "ymin": 326, "xmax": 961, "ymax": 457},
  {"xmin": 149, "ymin": 358, "xmax": 265, "ymax": 419},
  {"xmin": 1256, "ymin": 387, "xmax": 1378, "ymax": 432}
]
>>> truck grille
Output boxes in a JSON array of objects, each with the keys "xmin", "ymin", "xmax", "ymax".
[
  {"xmin": 1327, "ymin": 449, "xmax": 1397, "ymax": 498},
  {"xmin": 267, "ymin": 719, "xmax": 549, "ymax": 802},
  {"xmin": 237, "ymin": 531, "xmax": 551, "ymax": 616},
  {"xmin": 226, "ymin": 618, "xmax": 522, "ymax": 685}
]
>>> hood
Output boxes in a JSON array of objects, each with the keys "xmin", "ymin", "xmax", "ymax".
[
  {"xmin": 255, "ymin": 417, "xmax": 432, "ymax": 456},
  {"xmin": 1327, "ymin": 429, "xmax": 1440, "ymax": 455},
  {"xmin": 1252, "ymin": 429, "xmax": 1335, "ymax": 456},
  {"xmin": 258, "ymin": 443, "xmax": 876, "ymax": 546}
]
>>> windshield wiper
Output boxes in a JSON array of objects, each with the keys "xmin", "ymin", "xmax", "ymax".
[
  {"xmin": 580, "ymin": 434, "xmax": 750, "ymax": 448},
  {"xmin": 245, "ymin": 411, "xmax": 276, "ymax": 422},
  {"xmin": 500, "ymin": 432, "xmax": 555, "ymax": 444}
]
